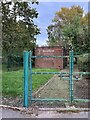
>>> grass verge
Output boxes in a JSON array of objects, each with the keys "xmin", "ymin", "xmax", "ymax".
[{"xmin": 2, "ymin": 68, "xmax": 58, "ymax": 97}]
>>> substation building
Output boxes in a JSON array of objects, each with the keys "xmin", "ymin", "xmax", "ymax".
[{"xmin": 35, "ymin": 46, "xmax": 67, "ymax": 69}]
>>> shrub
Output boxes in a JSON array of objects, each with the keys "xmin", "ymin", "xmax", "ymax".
[{"xmin": 77, "ymin": 53, "xmax": 90, "ymax": 78}]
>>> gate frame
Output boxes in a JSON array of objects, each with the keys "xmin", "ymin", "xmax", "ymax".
[{"xmin": 23, "ymin": 50, "xmax": 90, "ymax": 107}]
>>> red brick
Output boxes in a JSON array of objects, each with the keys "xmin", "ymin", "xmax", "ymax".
[{"xmin": 35, "ymin": 46, "xmax": 66, "ymax": 69}]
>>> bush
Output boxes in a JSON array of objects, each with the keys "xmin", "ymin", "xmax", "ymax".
[{"xmin": 77, "ymin": 53, "xmax": 90, "ymax": 79}]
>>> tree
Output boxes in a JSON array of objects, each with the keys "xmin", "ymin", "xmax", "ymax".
[
  {"xmin": 2, "ymin": 1, "xmax": 40, "ymax": 55},
  {"xmin": 47, "ymin": 22, "xmax": 63, "ymax": 45},
  {"xmin": 47, "ymin": 23, "xmax": 66, "ymax": 47},
  {"xmin": 47, "ymin": 5, "xmax": 89, "ymax": 53}
]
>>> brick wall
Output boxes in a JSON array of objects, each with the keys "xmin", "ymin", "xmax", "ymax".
[{"xmin": 35, "ymin": 46, "xmax": 66, "ymax": 69}]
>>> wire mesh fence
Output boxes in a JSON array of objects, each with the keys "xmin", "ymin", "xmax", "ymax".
[
  {"xmin": 27, "ymin": 49, "xmax": 71, "ymax": 107},
  {"xmin": 2, "ymin": 53, "xmax": 24, "ymax": 107},
  {"xmin": 72, "ymin": 52, "xmax": 90, "ymax": 107},
  {"xmin": 2, "ymin": 49, "xmax": 90, "ymax": 107},
  {"xmin": 2, "ymin": 53, "xmax": 23, "ymax": 71}
]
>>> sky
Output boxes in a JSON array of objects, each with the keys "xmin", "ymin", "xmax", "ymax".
[{"xmin": 31, "ymin": 1, "xmax": 89, "ymax": 46}]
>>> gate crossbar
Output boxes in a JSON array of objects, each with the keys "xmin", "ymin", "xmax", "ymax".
[
  {"xmin": 32, "ymin": 55, "xmax": 69, "ymax": 58},
  {"xmin": 31, "ymin": 98, "xmax": 69, "ymax": 102},
  {"xmin": 32, "ymin": 72, "xmax": 69, "ymax": 74},
  {"xmin": 32, "ymin": 72, "xmax": 90, "ymax": 75},
  {"xmin": 23, "ymin": 50, "xmax": 90, "ymax": 107}
]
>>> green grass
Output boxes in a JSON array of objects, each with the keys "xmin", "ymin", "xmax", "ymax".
[
  {"xmin": 32, "ymin": 68, "xmax": 58, "ymax": 92},
  {"xmin": 2, "ymin": 68, "xmax": 59, "ymax": 97}
]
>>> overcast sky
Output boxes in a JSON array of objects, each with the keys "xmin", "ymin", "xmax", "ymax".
[{"xmin": 31, "ymin": 1, "xmax": 89, "ymax": 46}]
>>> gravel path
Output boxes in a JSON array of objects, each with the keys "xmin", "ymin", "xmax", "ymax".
[
  {"xmin": 32, "ymin": 74, "xmax": 69, "ymax": 108},
  {"xmin": 34, "ymin": 75, "xmax": 69, "ymax": 99}
]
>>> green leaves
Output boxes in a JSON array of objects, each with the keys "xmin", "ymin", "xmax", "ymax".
[
  {"xmin": 47, "ymin": 5, "xmax": 89, "ymax": 53},
  {"xmin": 2, "ymin": 1, "xmax": 40, "ymax": 55}
]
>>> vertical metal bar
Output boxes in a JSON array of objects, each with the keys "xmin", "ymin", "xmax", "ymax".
[
  {"xmin": 29, "ymin": 51, "xmax": 32, "ymax": 105},
  {"xmin": 69, "ymin": 50, "xmax": 71, "ymax": 103},
  {"xmin": 69, "ymin": 49, "xmax": 74, "ymax": 103},
  {"xmin": 71, "ymin": 50, "xmax": 74, "ymax": 102},
  {"xmin": 23, "ymin": 51, "xmax": 29, "ymax": 107}
]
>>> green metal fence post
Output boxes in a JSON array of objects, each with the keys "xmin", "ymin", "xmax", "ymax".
[
  {"xmin": 69, "ymin": 49, "xmax": 74, "ymax": 103},
  {"xmin": 23, "ymin": 51, "xmax": 29, "ymax": 107},
  {"xmin": 30, "ymin": 51, "xmax": 32, "ymax": 105},
  {"xmin": 71, "ymin": 50, "xmax": 74, "ymax": 102}
]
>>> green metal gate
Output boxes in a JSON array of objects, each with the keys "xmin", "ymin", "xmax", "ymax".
[{"xmin": 23, "ymin": 50, "xmax": 90, "ymax": 107}]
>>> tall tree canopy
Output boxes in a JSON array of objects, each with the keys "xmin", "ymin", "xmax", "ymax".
[
  {"xmin": 47, "ymin": 5, "xmax": 89, "ymax": 53},
  {"xmin": 2, "ymin": 1, "xmax": 40, "ymax": 55}
]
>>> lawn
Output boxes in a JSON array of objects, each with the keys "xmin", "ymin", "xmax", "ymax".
[{"xmin": 2, "ymin": 68, "xmax": 59, "ymax": 97}]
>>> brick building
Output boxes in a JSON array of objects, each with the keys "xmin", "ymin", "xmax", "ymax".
[{"xmin": 35, "ymin": 46, "xmax": 67, "ymax": 69}]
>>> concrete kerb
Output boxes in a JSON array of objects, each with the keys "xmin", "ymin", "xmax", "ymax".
[{"xmin": 0, "ymin": 105, "xmax": 90, "ymax": 112}]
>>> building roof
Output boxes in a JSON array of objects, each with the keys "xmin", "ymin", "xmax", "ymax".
[{"xmin": 35, "ymin": 46, "xmax": 64, "ymax": 49}]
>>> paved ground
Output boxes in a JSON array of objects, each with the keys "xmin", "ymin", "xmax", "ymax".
[{"xmin": 1, "ymin": 108, "xmax": 89, "ymax": 118}]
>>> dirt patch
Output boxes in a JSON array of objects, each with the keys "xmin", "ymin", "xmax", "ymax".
[
  {"xmin": 73, "ymin": 78, "xmax": 89, "ymax": 108},
  {"xmin": 74, "ymin": 78, "xmax": 89, "ymax": 99},
  {"xmin": 2, "ymin": 96, "xmax": 23, "ymax": 107}
]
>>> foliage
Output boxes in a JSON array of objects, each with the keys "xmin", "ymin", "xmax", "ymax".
[
  {"xmin": 47, "ymin": 23, "xmax": 65, "ymax": 46},
  {"xmin": 2, "ymin": 1, "xmax": 40, "ymax": 55},
  {"xmin": 77, "ymin": 53, "xmax": 90, "ymax": 72},
  {"xmin": 47, "ymin": 5, "xmax": 90, "ymax": 53}
]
